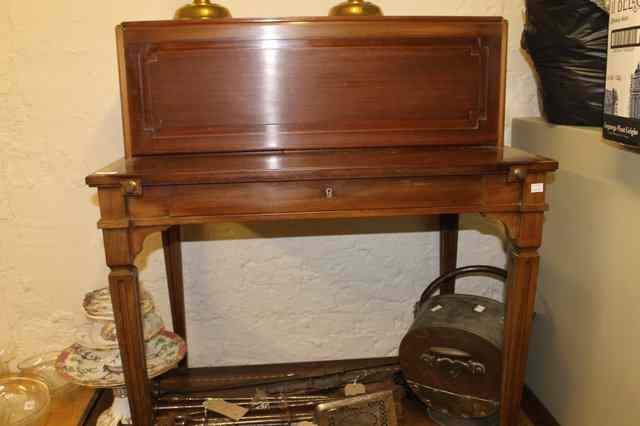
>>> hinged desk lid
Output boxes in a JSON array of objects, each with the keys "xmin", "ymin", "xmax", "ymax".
[
  {"xmin": 86, "ymin": 146, "xmax": 558, "ymax": 187},
  {"xmin": 116, "ymin": 17, "xmax": 507, "ymax": 157}
]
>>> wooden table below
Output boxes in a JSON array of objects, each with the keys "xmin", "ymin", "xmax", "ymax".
[{"xmin": 45, "ymin": 387, "xmax": 97, "ymax": 426}]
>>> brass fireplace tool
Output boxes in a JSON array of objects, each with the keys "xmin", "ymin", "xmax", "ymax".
[{"xmin": 154, "ymin": 362, "xmax": 403, "ymax": 425}]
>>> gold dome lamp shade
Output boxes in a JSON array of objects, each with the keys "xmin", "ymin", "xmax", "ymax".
[
  {"xmin": 175, "ymin": 0, "xmax": 231, "ymax": 19},
  {"xmin": 329, "ymin": 0, "xmax": 383, "ymax": 16}
]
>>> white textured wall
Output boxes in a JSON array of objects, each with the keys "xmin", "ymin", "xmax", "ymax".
[{"xmin": 0, "ymin": 0, "xmax": 539, "ymax": 367}]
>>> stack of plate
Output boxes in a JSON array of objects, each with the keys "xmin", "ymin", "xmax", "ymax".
[{"xmin": 56, "ymin": 288, "xmax": 186, "ymax": 425}]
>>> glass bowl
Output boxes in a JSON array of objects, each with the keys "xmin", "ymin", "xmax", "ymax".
[
  {"xmin": 0, "ymin": 376, "xmax": 50, "ymax": 426},
  {"xmin": 0, "ymin": 343, "xmax": 16, "ymax": 377},
  {"xmin": 18, "ymin": 352, "xmax": 76, "ymax": 397},
  {"xmin": 0, "ymin": 395, "xmax": 11, "ymax": 424}
]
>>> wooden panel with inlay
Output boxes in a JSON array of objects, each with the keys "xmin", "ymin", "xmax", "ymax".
[{"xmin": 117, "ymin": 17, "xmax": 506, "ymax": 156}]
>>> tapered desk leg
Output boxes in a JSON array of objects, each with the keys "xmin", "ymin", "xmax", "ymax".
[
  {"xmin": 498, "ymin": 209, "xmax": 544, "ymax": 426},
  {"xmin": 99, "ymin": 188, "xmax": 155, "ymax": 426},
  {"xmin": 500, "ymin": 246, "xmax": 539, "ymax": 426},
  {"xmin": 162, "ymin": 226, "xmax": 188, "ymax": 367},
  {"xmin": 439, "ymin": 214, "xmax": 459, "ymax": 294},
  {"xmin": 109, "ymin": 266, "xmax": 153, "ymax": 426}
]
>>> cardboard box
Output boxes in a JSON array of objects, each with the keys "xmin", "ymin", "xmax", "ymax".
[{"xmin": 603, "ymin": 1, "xmax": 640, "ymax": 147}]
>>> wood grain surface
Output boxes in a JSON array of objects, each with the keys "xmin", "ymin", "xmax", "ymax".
[
  {"xmin": 87, "ymin": 146, "xmax": 557, "ymax": 187},
  {"xmin": 116, "ymin": 17, "xmax": 506, "ymax": 156},
  {"xmin": 44, "ymin": 387, "xmax": 95, "ymax": 426}
]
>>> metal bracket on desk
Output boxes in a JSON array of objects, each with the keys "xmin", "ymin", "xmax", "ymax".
[
  {"xmin": 507, "ymin": 167, "xmax": 528, "ymax": 183},
  {"xmin": 121, "ymin": 179, "xmax": 142, "ymax": 197}
]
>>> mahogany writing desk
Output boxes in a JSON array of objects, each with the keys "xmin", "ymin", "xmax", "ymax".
[{"xmin": 86, "ymin": 17, "xmax": 558, "ymax": 426}]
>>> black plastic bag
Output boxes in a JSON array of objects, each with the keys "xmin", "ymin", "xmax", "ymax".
[{"xmin": 522, "ymin": 0, "xmax": 609, "ymax": 126}]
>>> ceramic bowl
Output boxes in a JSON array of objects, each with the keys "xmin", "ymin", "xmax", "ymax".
[
  {"xmin": 75, "ymin": 312, "xmax": 164, "ymax": 350},
  {"xmin": 56, "ymin": 329, "xmax": 186, "ymax": 388},
  {"xmin": 0, "ymin": 376, "xmax": 51, "ymax": 426},
  {"xmin": 82, "ymin": 287, "xmax": 154, "ymax": 321},
  {"xmin": 17, "ymin": 352, "xmax": 77, "ymax": 397}
]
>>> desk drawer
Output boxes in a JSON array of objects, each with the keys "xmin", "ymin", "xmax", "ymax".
[{"xmin": 140, "ymin": 177, "xmax": 487, "ymax": 218}]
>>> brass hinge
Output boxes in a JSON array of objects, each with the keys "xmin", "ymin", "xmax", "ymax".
[
  {"xmin": 121, "ymin": 179, "xmax": 142, "ymax": 197},
  {"xmin": 507, "ymin": 166, "xmax": 528, "ymax": 183}
]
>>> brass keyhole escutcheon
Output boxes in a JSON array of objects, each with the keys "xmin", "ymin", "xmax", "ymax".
[{"xmin": 325, "ymin": 187, "xmax": 334, "ymax": 198}]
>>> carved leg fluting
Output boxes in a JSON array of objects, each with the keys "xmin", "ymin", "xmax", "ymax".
[
  {"xmin": 162, "ymin": 225, "xmax": 188, "ymax": 367},
  {"xmin": 500, "ymin": 246, "xmax": 540, "ymax": 426},
  {"xmin": 439, "ymin": 213, "xmax": 459, "ymax": 294},
  {"xmin": 109, "ymin": 266, "xmax": 153, "ymax": 426},
  {"xmin": 99, "ymin": 187, "xmax": 169, "ymax": 425}
]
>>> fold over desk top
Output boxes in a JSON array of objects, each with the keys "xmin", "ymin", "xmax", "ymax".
[
  {"xmin": 88, "ymin": 146, "xmax": 557, "ymax": 186},
  {"xmin": 85, "ymin": 16, "xmax": 558, "ymax": 426}
]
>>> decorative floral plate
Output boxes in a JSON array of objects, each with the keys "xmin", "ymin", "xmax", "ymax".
[
  {"xmin": 56, "ymin": 329, "xmax": 186, "ymax": 388},
  {"xmin": 82, "ymin": 287, "xmax": 155, "ymax": 320},
  {"xmin": 75, "ymin": 312, "xmax": 164, "ymax": 350}
]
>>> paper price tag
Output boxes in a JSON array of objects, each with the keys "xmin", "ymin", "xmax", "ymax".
[
  {"xmin": 344, "ymin": 383, "xmax": 366, "ymax": 396},
  {"xmin": 474, "ymin": 305, "xmax": 486, "ymax": 313},
  {"xmin": 430, "ymin": 305, "xmax": 443, "ymax": 312},
  {"xmin": 204, "ymin": 399, "xmax": 249, "ymax": 421},
  {"xmin": 531, "ymin": 183, "xmax": 544, "ymax": 193}
]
